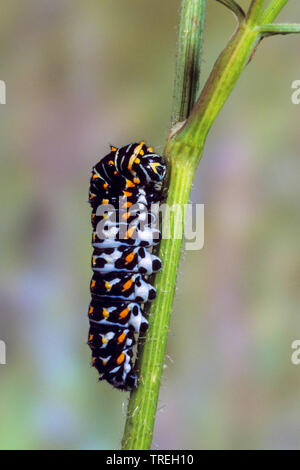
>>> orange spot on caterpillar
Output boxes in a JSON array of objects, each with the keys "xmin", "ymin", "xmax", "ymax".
[
  {"xmin": 125, "ymin": 226, "xmax": 135, "ymax": 239},
  {"xmin": 102, "ymin": 308, "xmax": 109, "ymax": 319},
  {"xmin": 116, "ymin": 352, "xmax": 125, "ymax": 365},
  {"xmin": 119, "ymin": 307, "xmax": 129, "ymax": 319},
  {"xmin": 126, "ymin": 180, "xmax": 135, "ymax": 188},
  {"xmin": 125, "ymin": 252, "xmax": 135, "ymax": 264},
  {"xmin": 122, "ymin": 212, "xmax": 131, "ymax": 220},
  {"xmin": 117, "ymin": 332, "xmax": 126, "ymax": 344},
  {"xmin": 122, "ymin": 278, "xmax": 133, "ymax": 292}
]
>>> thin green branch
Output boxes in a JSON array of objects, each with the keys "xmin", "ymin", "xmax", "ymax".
[
  {"xmin": 171, "ymin": 0, "xmax": 206, "ymax": 124},
  {"xmin": 246, "ymin": 0, "xmax": 266, "ymax": 24},
  {"xmin": 259, "ymin": 23, "xmax": 300, "ymax": 35},
  {"xmin": 216, "ymin": 0, "xmax": 246, "ymax": 23},
  {"xmin": 261, "ymin": 0, "xmax": 289, "ymax": 23},
  {"xmin": 167, "ymin": 23, "xmax": 261, "ymax": 165}
]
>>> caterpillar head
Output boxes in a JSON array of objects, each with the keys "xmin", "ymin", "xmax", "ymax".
[{"xmin": 116, "ymin": 142, "xmax": 166, "ymax": 186}]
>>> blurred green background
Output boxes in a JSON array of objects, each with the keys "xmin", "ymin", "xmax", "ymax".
[{"xmin": 0, "ymin": 0, "xmax": 300, "ymax": 450}]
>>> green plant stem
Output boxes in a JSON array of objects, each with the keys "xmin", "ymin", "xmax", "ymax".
[
  {"xmin": 246, "ymin": 0, "xmax": 266, "ymax": 24},
  {"xmin": 167, "ymin": 24, "xmax": 260, "ymax": 166},
  {"xmin": 171, "ymin": 0, "xmax": 206, "ymax": 124},
  {"xmin": 259, "ymin": 23, "xmax": 300, "ymax": 35},
  {"xmin": 122, "ymin": 160, "xmax": 195, "ymax": 450},
  {"xmin": 261, "ymin": 0, "xmax": 289, "ymax": 23}
]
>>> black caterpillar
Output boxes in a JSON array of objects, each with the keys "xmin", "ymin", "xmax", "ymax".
[{"xmin": 88, "ymin": 142, "xmax": 166, "ymax": 391}]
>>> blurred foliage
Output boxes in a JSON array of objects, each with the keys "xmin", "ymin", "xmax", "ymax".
[{"xmin": 0, "ymin": 0, "xmax": 300, "ymax": 449}]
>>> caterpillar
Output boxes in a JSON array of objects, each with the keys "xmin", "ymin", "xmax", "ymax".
[{"xmin": 88, "ymin": 142, "xmax": 166, "ymax": 391}]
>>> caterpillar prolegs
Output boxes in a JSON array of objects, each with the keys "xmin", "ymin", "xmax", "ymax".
[{"xmin": 88, "ymin": 142, "xmax": 166, "ymax": 391}]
